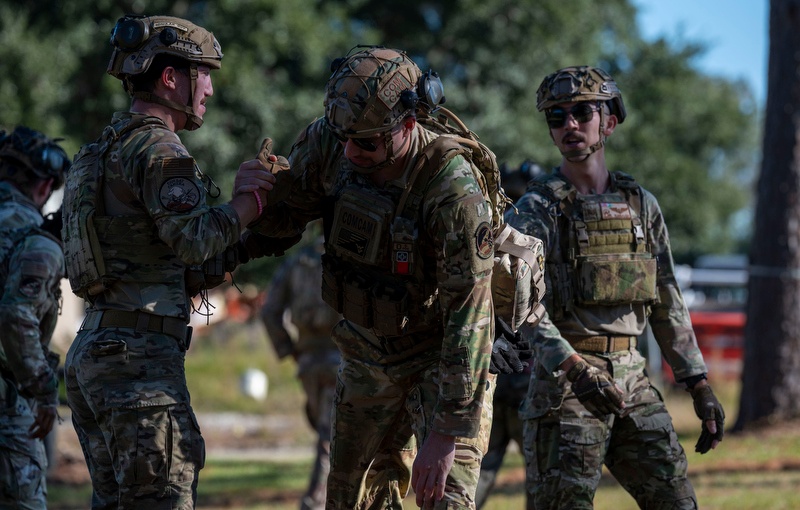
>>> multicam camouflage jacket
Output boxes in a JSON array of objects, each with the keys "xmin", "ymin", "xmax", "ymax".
[
  {"xmin": 505, "ymin": 169, "xmax": 707, "ymax": 381},
  {"xmin": 63, "ymin": 112, "xmax": 242, "ymax": 319},
  {"xmin": 0, "ymin": 182, "xmax": 62, "ymax": 407},
  {"xmin": 249, "ymin": 118, "xmax": 494, "ymax": 438}
]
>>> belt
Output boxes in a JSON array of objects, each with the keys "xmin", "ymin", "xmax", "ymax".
[
  {"xmin": 80, "ymin": 310, "xmax": 192, "ymax": 349},
  {"xmin": 565, "ymin": 335, "xmax": 637, "ymax": 353}
]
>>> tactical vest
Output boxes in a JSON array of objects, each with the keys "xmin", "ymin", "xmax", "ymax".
[
  {"xmin": 62, "ymin": 115, "xmax": 175, "ymax": 300},
  {"xmin": 321, "ymin": 177, "xmax": 440, "ymax": 337},
  {"xmin": 321, "ymin": 133, "xmax": 546, "ymax": 337},
  {"xmin": 531, "ymin": 171, "xmax": 658, "ymax": 320}
]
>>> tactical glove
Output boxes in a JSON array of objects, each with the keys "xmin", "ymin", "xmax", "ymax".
[
  {"xmin": 489, "ymin": 317, "xmax": 533, "ymax": 374},
  {"xmin": 257, "ymin": 138, "xmax": 291, "ymax": 204},
  {"xmin": 688, "ymin": 384, "xmax": 725, "ymax": 454},
  {"xmin": 240, "ymin": 230, "xmax": 303, "ymax": 261},
  {"xmin": 566, "ymin": 360, "xmax": 625, "ymax": 419}
]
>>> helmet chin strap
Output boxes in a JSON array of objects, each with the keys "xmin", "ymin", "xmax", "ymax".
[
  {"xmin": 561, "ymin": 109, "xmax": 606, "ymax": 162},
  {"xmin": 130, "ymin": 64, "xmax": 204, "ymax": 131}
]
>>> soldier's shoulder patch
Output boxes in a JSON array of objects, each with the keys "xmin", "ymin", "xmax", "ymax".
[
  {"xmin": 475, "ymin": 221, "xmax": 494, "ymax": 259},
  {"xmin": 160, "ymin": 176, "xmax": 200, "ymax": 212}
]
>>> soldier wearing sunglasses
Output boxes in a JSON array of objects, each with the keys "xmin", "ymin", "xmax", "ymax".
[
  {"xmin": 240, "ymin": 46, "xmax": 495, "ymax": 509},
  {"xmin": 0, "ymin": 126, "xmax": 69, "ymax": 509},
  {"xmin": 505, "ymin": 66, "xmax": 725, "ymax": 509}
]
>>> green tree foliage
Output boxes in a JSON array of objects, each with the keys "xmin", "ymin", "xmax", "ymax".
[{"xmin": 0, "ymin": 0, "xmax": 759, "ymax": 284}]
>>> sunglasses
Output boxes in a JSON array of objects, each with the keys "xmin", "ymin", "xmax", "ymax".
[
  {"xmin": 545, "ymin": 103, "xmax": 600, "ymax": 129},
  {"xmin": 331, "ymin": 130, "xmax": 383, "ymax": 152}
]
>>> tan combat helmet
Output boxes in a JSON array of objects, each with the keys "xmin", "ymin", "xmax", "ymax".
[
  {"xmin": 325, "ymin": 47, "xmax": 422, "ymax": 138},
  {"xmin": 0, "ymin": 126, "xmax": 70, "ymax": 190},
  {"xmin": 323, "ymin": 47, "xmax": 424, "ymax": 172},
  {"xmin": 536, "ymin": 66, "xmax": 626, "ymax": 122},
  {"xmin": 536, "ymin": 66, "xmax": 626, "ymax": 162},
  {"xmin": 107, "ymin": 15, "xmax": 223, "ymax": 130}
]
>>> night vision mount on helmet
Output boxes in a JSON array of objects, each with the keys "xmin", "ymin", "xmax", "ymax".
[{"xmin": 107, "ymin": 14, "xmax": 223, "ymax": 131}]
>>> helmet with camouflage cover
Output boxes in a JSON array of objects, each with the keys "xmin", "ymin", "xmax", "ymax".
[
  {"xmin": 0, "ymin": 126, "xmax": 70, "ymax": 191},
  {"xmin": 324, "ymin": 47, "xmax": 422, "ymax": 139},
  {"xmin": 107, "ymin": 15, "xmax": 223, "ymax": 130},
  {"xmin": 536, "ymin": 66, "xmax": 626, "ymax": 123},
  {"xmin": 324, "ymin": 47, "xmax": 424, "ymax": 173}
]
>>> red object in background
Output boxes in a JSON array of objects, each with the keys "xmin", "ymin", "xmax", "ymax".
[{"xmin": 662, "ymin": 310, "xmax": 746, "ymax": 383}]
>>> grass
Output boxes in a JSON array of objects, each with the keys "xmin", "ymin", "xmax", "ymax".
[{"xmin": 48, "ymin": 320, "xmax": 800, "ymax": 509}]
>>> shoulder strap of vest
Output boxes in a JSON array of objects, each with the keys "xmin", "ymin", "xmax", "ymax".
[
  {"xmin": 611, "ymin": 170, "xmax": 644, "ymax": 220},
  {"xmin": 395, "ymin": 135, "xmax": 469, "ymax": 224},
  {"xmin": 96, "ymin": 116, "xmax": 165, "ymax": 215}
]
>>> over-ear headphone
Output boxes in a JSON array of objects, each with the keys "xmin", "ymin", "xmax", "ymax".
[
  {"xmin": 111, "ymin": 15, "xmax": 178, "ymax": 49},
  {"xmin": 417, "ymin": 70, "xmax": 446, "ymax": 111}
]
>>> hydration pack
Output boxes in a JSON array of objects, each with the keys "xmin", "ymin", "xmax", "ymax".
[{"xmin": 404, "ymin": 107, "xmax": 546, "ymax": 330}]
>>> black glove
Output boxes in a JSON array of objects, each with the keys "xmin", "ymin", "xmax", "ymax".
[
  {"xmin": 566, "ymin": 359, "xmax": 625, "ymax": 419},
  {"xmin": 240, "ymin": 230, "xmax": 302, "ymax": 261},
  {"xmin": 688, "ymin": 384, "xmax": 725, "ymax": 454},
  {"xmin": 489, "ymin": 317, "xmax": 532, "ymax": 375}
]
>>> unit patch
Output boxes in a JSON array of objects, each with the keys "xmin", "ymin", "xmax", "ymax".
[
  {"xmin": 476, "ymin": 222, "xmax": 494, "ymax": 259},
  {"xmin": 160, "ymin": 177, "xmax": 200, "ymax": 212}
]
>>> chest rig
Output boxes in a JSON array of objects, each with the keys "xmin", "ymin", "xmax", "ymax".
[
  {"xmin": 321, "ymin": 163, "xmax": 439, "ymax": 338},
  {"xmin": 536, "ymin": 171, "xmax": 658, "ymax": 320}
]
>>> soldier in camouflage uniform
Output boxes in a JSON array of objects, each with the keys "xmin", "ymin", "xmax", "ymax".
[
  {"xmin": 62, "ymin": 15, "xmax": 276, "ymax": 509},
  {"xmin": 475, "ymin": 161, "xmax": 543, "ymax": 510},
  {"xmin": 261, "ymin": 231, "xmax": 342, "ymax": 510},
  {"xmin": 0, "ymin": 126, "xmax": 69, "ymax": 509},
  {"xmin": 507, "ymin": 66, "xmax": 726, "ymax": 509},
  {"xmin": 240, "ymin": 47, "xmax": 495, "ymax": 509}
]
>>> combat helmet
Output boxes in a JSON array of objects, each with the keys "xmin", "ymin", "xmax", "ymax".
[
  {"xmin": 0, "ymin": 126, "xmax": 70, "ymax": 190},
  {"xmin": 536, "ymin": 66, "xmax": 626, "ymax": 122},
  {"xmin": 107, "ymin": 14, "xmax": 223, "ymax": 130},
  {"xmin": 325, "ymin": 47, "xmax": 423, "ymax": 139},
  {"xmin": 536, "ymin": 66, "xmax": 626, "ymax": 161}
]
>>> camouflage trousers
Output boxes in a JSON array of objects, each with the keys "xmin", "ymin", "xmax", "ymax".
[
  {"xmin": 522, "ymin": 349, "xmax": 697, "ymax": 510},
  {"xmin": 0, "ymin": 385, "xmax": 47, "ymax": 510},
  {"xmin": 328, "ymin": 320, "xmax": 493, "ymax": 510},
  {"xmin": 296, "ymin": 351, "xmax": 340, "ymax": 510},
  {"xmin": 65, "ymin": 328, "xmax": 204, "ymax": 510},
  {"xmin": 475, "ymin": 371, "xmax": 530, "ymax": 510}
]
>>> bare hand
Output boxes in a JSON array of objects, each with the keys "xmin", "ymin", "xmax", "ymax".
[
  {"xmin": 411, "ymin": 430, "xmax": 455, "ymax": 508},
  {"xmin": 233, "ymin": 159, "xmax": 275, "ymax": 196},
  {"xmin": 29, "ymin": 404, "xmax": 57, "ymax": 440}
]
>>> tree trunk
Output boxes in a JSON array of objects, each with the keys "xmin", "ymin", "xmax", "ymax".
[{"xmin": 734, "ymin": 0, "xmax": 800, "ymax": 431}]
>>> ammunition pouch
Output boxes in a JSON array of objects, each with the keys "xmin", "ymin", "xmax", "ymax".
[{"xmin": 575, "ymin": 255, "xmax": 657, "ymax": 305}]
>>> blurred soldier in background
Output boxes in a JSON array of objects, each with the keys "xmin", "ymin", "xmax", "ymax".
[
  {"xmin": 509, "ymin": 66, "xmax": 725, "ymax": 509},
  {"xmin": 261, "ymin": 227, "xmax": 341, "ymax": 510},
  {"xmin": 62, "ymin": 14, "xmax": 275, "ymax": 508},
  {"xmin": 0, "ymin": 126, "xmax": 69, "ymax": 509},
  {"xmin": 475, "ymin": 160, "xmax": 543, "ymax": 509}
]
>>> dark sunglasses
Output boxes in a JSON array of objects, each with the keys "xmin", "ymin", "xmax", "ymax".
[
  {"xmin": 545, "ymin": 103, "xmax": 600, "ymax": 129},
  {"xmin": 331, "ymin": 130, "xmax": 382, "ymax": 152}
]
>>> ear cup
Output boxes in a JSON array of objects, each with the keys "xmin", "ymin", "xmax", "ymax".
[
  {"xmin": 418, "ymin": 70, "xmax": 446, "ymax": 109},
  {"xmin": 400, "ymin": 89, "xmax": 419, "ymax": 110}
]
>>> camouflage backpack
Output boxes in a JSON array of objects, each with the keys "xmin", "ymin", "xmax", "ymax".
[{"xmin": 400, "ymin": 106, "xmax": 546, "ymax": 331}]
